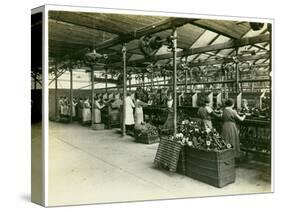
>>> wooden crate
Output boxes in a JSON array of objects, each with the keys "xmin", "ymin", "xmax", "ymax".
[
  {"xmin": 177, "ymin": 147, "xmax": 188, "ymax": 175},
  {"xmin": 135, "ymin": 133, "xmax": 160, "ymax": 144},
  {"xmin": 185, "ymin": 147, "xmax": 236, "ymax": 188}
]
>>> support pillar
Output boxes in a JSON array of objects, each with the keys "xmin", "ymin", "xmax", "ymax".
[
  {"xmin": 185, "ymin": 56, "xmax": 188, "ymax": 93},
  {"xmin": 122, "ymin": 44, "xmax": 127, "ymax": 136},
  {"xmin": 54, "ymin": 65, "xmax": 58, "ymax": 120},
  {"xmin": 91, "ymin": 66, "xmax": 95, "ymax": 128},
  {"xmin": 105, "ymin": 68, "xmax": 108, "ymax": 95},
  {"xmin": 235, "ymin": 48, "xmax": 240, "ymax": 92},
  {"xmin": 142, "ymin": 72, "xmax": 144, "ymax": 89},
  {"xmin": 129, "ymin": 73, "xmax": 132, "ymax": 91},
  {"xmin": 172, "ymin": 28, "xmax": 178, "ymax": 136},
  {"xmin": 69, "ymin": 67, "xmax": 73, "ymax": 122}
]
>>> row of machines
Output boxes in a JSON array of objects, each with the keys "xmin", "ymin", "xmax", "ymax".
[{"xmin": 143, "ymin": 90, "xmax": 271, "ymax": 162}]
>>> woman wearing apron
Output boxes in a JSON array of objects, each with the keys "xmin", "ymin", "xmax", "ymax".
[
  {"xmin": 197, "ymin": 97, "xmax": 221, "ymax": 130},
  {"xmin": 125, "ymin": 92, "xmax": 135, "ymax": 133},
  {"xmin": 221, "ymin": 98, "xmax": 246, "ymax": 158},
  {"xmin": 93, "ymin": 95, "xmax": 105, "ymax": 123},
  {"xmin": 134, "ymin": 92, "xmax": 149, "ymax": 124},
  {"xmin": 82, "ymin": 97, "xmax": 91, "ymax": 125},
  {"xmin": 162, "ymin": 92, "xmax": 174, "ymax": 130}
]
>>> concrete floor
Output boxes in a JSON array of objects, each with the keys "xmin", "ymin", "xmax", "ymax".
[{"xmin": 42, "ymin": 121, "xmax": 271, "ymax": 206}]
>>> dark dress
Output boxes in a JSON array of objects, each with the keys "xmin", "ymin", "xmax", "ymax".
[
  {"xmin": 198, "ymin": 106, "xmax": 213, "ymax": 130},
  {"xmin": 221, "ymin": 108, "xmax": 240, "ymax": 158},
  {"xmin": 162, "ymin": 99, "xmax": 174, "ymax": 130}
]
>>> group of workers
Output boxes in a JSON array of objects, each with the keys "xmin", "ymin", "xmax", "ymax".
[
  {"xmin": 198, "ymin": 97, "xmax": 250, "ymax": 159},
  {"xmin": 58, "ymin": 93, "xmax": 123, "ymax": 125},
  {"xmin": 58, "ymin": 89, "xmax": 250, "ymax": 160}
]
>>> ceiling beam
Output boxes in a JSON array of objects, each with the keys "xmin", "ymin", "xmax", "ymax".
[
  {"xmin": 109, "ymin": 52, "xmax": 269, "ymax": 71},
  {"xmin": 188, "ymin": 34, "xmax": 220, "ymax": 62},
  {"xmin": 188, "ymin": 52, "xmax": 269, "ymax": 67},
  {"xmin": 127, "ymin": 34, "xmax": 270, "ymax": 65},
  {"xmin": 191, "ymin": 20, "xmax": 248, "ymax": 39},
  {"xmin": 95, "ymin": 17, "xmax": 196, "ymax": 51},
  {"xmin": 49, "ymin": 11, "xmax": 123, "ymax": 35}
]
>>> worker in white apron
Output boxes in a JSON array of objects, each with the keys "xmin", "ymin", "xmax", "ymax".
[{"xmin": 124, "ymin": 92, "xmax": 135, "ymax": 133}]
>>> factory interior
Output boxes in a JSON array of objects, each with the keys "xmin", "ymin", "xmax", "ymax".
[{"xmin": 31, "ymin": 11, "xmax": 272, "ymax": 206}]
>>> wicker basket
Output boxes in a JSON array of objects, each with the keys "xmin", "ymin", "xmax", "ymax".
[{"xmin": 185, "ymin": 147, "xmax": 236, "ymax": 188}]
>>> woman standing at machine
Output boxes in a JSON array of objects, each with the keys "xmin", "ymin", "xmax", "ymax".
[
  {"xmin": 166, "ymin": 92, "xmax": 173, "ymax": 111},
  {"xmin": 93, "ymin": 95, "xmax": 105, "ymax": 124},
  {"xmin": 221, "ymin": 98, "xmax": 246, "ymax": 158},
  {"xmin": 134, "ymin": 92, "xmax": 150, "ymax": 124},
  {"xmin": 82, "ymin": 97, "xmax": 91, "ymax": 125},
  {"xmin": 162, "ymin": 91, "xmax": 174, "ymax": 130},
  {"xmin": 197, "ymin": 97, "xmax": 221, "ymax": 130},
  {"xmin": 240, "ymin": 98, "xmax": 250, "ymax": 114},
  {"xmin": 124, "ymin": 92, "xmax": 135, "ymax": 133}
]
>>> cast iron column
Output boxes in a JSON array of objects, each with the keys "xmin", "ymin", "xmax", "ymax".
[
  {"xmin": 69, "ymin": 66, "xmax": 73, "ymax": 122},
  {"xmin": 105, "ymin": 68, "xmax": 108, "ymax": 95},
  {"xmin": 54, "ymin": 65, "xmax": 58, "ymax": 120},
  {"xmin": 172, "ymin": 28, "xmax": 178, "ymax": 136},
  {"xmin": 91, "ymin": 65, "xmax": 95, "ymax": 128},
  {"xmin": 122, "ymin": 44, "xmax": 127, "ymax": 136},
  {"xmin": 129, "ymin": 73, "xmax": 132, "ymax": 91},
  {"xmin": 235, "ymin": 48, "xmax": 240, "ymax": 92}
]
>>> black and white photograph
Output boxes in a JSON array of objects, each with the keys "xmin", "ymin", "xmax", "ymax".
[{"xmin": 30, "ymin": 4, "xmax": 273, "ymax": 208}]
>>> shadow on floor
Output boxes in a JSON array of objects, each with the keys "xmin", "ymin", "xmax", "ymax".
[{"xmin": 19, "ymin": 193, "xmax": 30, "ymax": 202}]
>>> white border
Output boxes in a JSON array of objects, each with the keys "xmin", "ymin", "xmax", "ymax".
[
  {"xmin": 271, "ymin": 20, "xmax": 275, "ymax": 193},
  {"xmin": 43, "ymin": 5, "xmax": 49, "ymax": 207},
  {"xmin": 31, "ymin": 6, "xmax": 47, "ymax": 206},
  {"xmin": 45, "ymin": 4, "xmax": 273, "ymax": 23},
  {"xmin": 42, "ymin": 4, "xmax": 274, "ymax": 206}
]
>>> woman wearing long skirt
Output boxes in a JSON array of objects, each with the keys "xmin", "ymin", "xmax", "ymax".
[
  {"xmin": 82, "ymin": 97, "xmax": 91, "ymax": 125},
  {"xmin": 221, "ymin": 98, "xmax": 246, "ymax": 158},
  {"xmin": 134, "ymin": 92, "xmax": 149, "ymax": 124},
  {"xmin": 58, "ymin": 96, "xmax": 64, "ymax": 118},
  {"xmin": 124, "ymin": 92, "xmax": 135, "ymax": 133},
  {"xmin": 93, "ymin": 95, "xmax": 105, "ymax": 123},
  {"xmin": 198, "ymin": 96, "xmax": 221, "ymax": 130},
  {"xmin": 162, "ymin": 92, "xmax": 174, "ymax": 130}
]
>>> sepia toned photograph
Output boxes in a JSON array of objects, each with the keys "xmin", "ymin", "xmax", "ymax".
[{"xmin": 32, "ymin": 5, "xmax": 273, "ymax": 207}]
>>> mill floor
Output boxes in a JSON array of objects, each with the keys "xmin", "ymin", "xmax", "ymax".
[{"xmin": 32, "ymin": 121, "xmax": 271, "ymax": 206}]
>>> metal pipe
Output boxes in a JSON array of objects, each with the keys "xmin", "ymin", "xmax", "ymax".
[
  {"xmin": 172, "ymin": 28, "xmax": 177, "ymax": 136},
  {"xmin": 185, "ymin": 70, "xmax": 188, "ymax": 93},
  {"xmin": 89, "ymin": 77, "xmax": 271, "ymax": 92},
  {"xmin": 70, "ymin": 67, "xmax": 73, "ymax": 122},
  {"xmin": 185, "ymin": 56, "xmax": 188, "ymax": 93},
  {"xmin": 91, "ymin": 66, "xmax": 95, "ymax": 127},
  {"xmin": 105, "ymin": 68, "xmax": 108, "ymax": 95},
  {"xmin": 190, "ymin": 68, "xmax": 193, "ymax": 91},
  {"xmin": 122, "ymin": 44, "xmax": 127, "ymax": 136},
  {"xmin": 235, "ymin": 48, "xmax": 240, "ymax": 92},
  {"xmin": 55, "ymin": 65, "xmax": 58, "ymax": 120},
  {"xmin": 129, "ymin": 73, "xmax": 132, "ymax": 91},
  {"xmin": 142, "ymin": 72, "xmax": 145, "ymax": 89},
  {"xmin": 268, "ymin": 24, "xmax": 272, "ymax": 116}
]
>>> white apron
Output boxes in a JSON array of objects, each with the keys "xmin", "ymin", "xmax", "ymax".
[
  {"xmin": 135, "ymin": 107, "xmax": 144, "ymax": 124},
  {"xmin": 125, "ymin": 96, "xmax": 135, "ymax": 125},
  {"xmin": 82, "ymin": 101, "xmax": 91, "ymax": 122}
]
